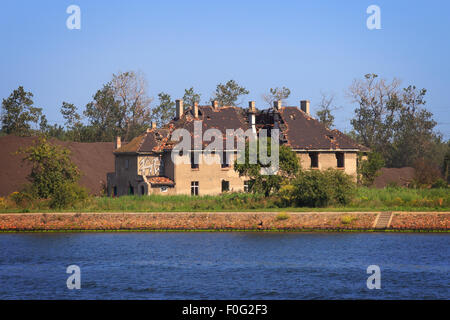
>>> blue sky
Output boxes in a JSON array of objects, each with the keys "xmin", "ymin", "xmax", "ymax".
[{"xmin": 0, "ymin": 0, "xmax": 449, "ymax": 138}]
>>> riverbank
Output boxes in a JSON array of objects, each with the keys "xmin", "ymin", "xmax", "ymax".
[{"xmin": 0, "ymin": 212, "xmax": 448, "ymax": 232}]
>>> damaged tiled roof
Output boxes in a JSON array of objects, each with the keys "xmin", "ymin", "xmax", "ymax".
[
  {"xmin": 147, "ymin": 176, "xmax": 175, "ymax": 186},
  {"xmin": 114, "ymin": 103, "xmax": 368, "ymax": 153},
  {"xmin": 276, "ymin": 107, "xmax": 367, "ymax": 150},
  {"xmin": 114, "ymin": 128, "xmax": 171, "ymax": 154}
]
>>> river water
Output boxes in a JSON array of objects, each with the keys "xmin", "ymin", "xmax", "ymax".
[{"xmin": 0, "ymin": 232, "xmax": 448, "ymax": 299}]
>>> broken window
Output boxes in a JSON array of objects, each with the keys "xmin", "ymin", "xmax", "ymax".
[
  {"xmin": 309, "ymin": 152, "xmax": 319, "ymax": 168},
  {"xmin": 336, "ymin": 152, "xmax": 345, "ymax": 168},
  {"xmin": 221, "ymin": 151, "xmax": 230, "ymax": 168},
  {"xmin": 222, "ymin": 180, "xmax": 230, "ymax": 192},
  {"xmin": 191, "ymin": 181, "xmax": 199, "ymax": 196},
  {"xmin": 191, "ymin": 151, "xmax": 199, "ymax": 169},
  {"xmin": 244, "ymin": 180, "xmax": 250, "ymax": 193}
]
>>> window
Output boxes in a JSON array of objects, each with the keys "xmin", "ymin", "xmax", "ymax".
[
  {"xmin": 221, "ymin": 151, "xmax": 230, "ymax": 168},
  {"xmin": 244, "ymin": 180, "xmax": 250, "ymax": 193},
  {"xmin": 140, "ymin": 185, "xmax": 145, "ymax": 195},
  {"xmin": 336, "ymin": 152, "xmax": 345, "ymax": 168},
  {"xmin": 191, "ymin": 181, "xmax": 199, "ymax": 196},
  {"xmin": 125, "ymin": 159, "xmax": 129, "ymax": 169},
  {"xmin": 128, "ymin": 184, "xmax": 134, "ymax": 195},
  {"xmin": 113, "ymin": 186, "xmax": 117, "ymax": 197},
  {"xmin": 191, "ymin": 151, "xmax": 199, "ymax": 169},
  {"xmin": 222, "ymin": 180, "xmax": 229, "ymax": 192},
  {"xmin": 309, "ymin": 152, "xmax": 319, "ymax": 168},
  {"xmin": 160, "ymin": 186, "xmax": 168, "ymax": 193}
]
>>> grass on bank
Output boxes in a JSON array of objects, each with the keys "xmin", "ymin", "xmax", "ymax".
[{"xmin": 0, "ymin": 187, "xmax": 449, "ymax": 213}]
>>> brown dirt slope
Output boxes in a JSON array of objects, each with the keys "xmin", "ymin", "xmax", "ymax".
[
  {"xmin": 0, "ymin": 135, "xmax": 114, "ymax": 196},
  {"xmin": 373, "ymin": 167, "xmax": 415, "ymax": 188}
]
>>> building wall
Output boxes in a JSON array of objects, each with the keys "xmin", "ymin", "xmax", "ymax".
[
  {"xmin": 107, "ymin": 154, "xmax": 140, "ymax": 196},
  {"xmin": 296, "ymin": 151, "xmax": 357, "ymax": 179},
  {"xmin": 173, "ymin": 152, "xmax": 245, "ymax": 195}
]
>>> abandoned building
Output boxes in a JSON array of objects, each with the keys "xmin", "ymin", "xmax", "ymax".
[{"xmin": 107, "ymin": 99, "xmax": 368, "ymax": 196}]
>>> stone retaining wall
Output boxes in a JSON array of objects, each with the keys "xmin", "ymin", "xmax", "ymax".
[{"xmin": 0, "ymin": 212, "xmax": 448, "ymax": 232}]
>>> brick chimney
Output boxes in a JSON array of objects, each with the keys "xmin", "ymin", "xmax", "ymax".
[
  {"xmin": 300, "ymin": 100, "xmax": 310, "ymax": 115},
  {"xmin": 273, "ymin": 100, "xmax": 281, "ymax": 110},
  {"xmin": 193, "ymin": 102, "xmax": 199, "ymax": 118},
  {"xmin": 248, "ymin": 101, "xmax": 256, "ymax": 134},
  {"xmin": 115, "ymin": 136, "xmax": 121, "ymax": 149},
  {"xmin": 176, "ymin": 99, "xmax": 184, "ymax": 119},
  {"xmin": 212, "ymin": 100, "xmax": 218, "ymax": 110}
]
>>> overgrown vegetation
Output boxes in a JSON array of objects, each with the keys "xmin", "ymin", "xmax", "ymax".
[
  {"xmin": 1, "ymin": 187, "xmax": 448, "ymax": 213},
  {"xmin": 13, "ymin": 137, "xmax": 88, "ymax": 209}
]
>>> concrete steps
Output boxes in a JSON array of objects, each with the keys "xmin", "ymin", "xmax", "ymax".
[{"xmin": 374, "ymin": 212, "xmax": 393, "ymax": 229}]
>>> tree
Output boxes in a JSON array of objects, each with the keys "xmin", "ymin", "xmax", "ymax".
[
  {"xmin": 61, "ymin": 102, "xmax": 83, "ymax": 141},
  {"xmin": 84, "ymin": 83, "xmax": 122, "ymax": 142},
  {"xmin": 211, "ymin": 80, "xmax": 249, "ymax": 107},
  {"xmin": 388, "ymin": 86, "xmax": 439, "ymax": 167},
  {"xmin": 348, "ymin": 74, "xmax": 440, "ymax": 168},
  {"xmin": 151, "ymin": 92, "xmax": 176, "ymax": 128},
  {"xmin": 234, "ymin": 139, "xmax": 300, "ymax": 196},
  {"xmin": 315, "ymin": 92, "xmax": 337, "ymax": 129},
  {"xmin": 84, "ymin": 71, "xmax": 153, "ymax": 142},
  {"xmin": 19, "ymin": 137, "xmax": 81, "ymax": 199},
  {"xmin": 183, "ymin": 87, "xmax": 201, "ymax": 108},
  {"xmin": 111, "ymin": 71, "xmax": 152, "ymax": 140},
  {"xmin": 262, "ymin": 87, "xmax": 291, "ymax": 107},
  {"xmin": 357, "ymin": 151, "xmax": 385, "ymax": 186},
  {"xmin": 1, "ymin": 86, "xmax": 43, "ymax": 136},
  {"xmin": 348, "ymin": 73, "xmax": 400, "ymax": 150}
]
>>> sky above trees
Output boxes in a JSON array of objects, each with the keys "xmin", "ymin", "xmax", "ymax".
[{"xmin": 0, "ymin": 0, "xmax": 449, "ymax": 138}]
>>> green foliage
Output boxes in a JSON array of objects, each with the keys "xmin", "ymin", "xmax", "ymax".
[
  {"xmin": 1, "ymin": 86, "xmax": 43, "ymax": 136},
  {"xmin": 291, "ymin": 169, "xmax": 356, "ymax": 207},
  {"xmin": 341, "ymin": 215, "xmax": 357, "ymax": 224},
  {"xmin": 262, "ymin": 87, "xmax": 291, "ymax": 107},
  {"xmin": 275, "ymin": 212, "xmax": 290, "ymax": 221},
  {"xmin": 211, "ymin": 80, "xmax": 249, "ymax": 107},
  {"xmin": 183, "ymin": 87, "xmax": 201, "ymax": 108},
  {"xmin": 18, "ymin": 137, "xmax": 85, "ymax": 207},
  {"xmin": 84, "ymin": 83, "xmax": 123, "ymax": 142},
  {"xmin": 431, "ymin": 178, "xmax": 447, "ymax": 189},
  {"xmin": 234, "ymin": 139, "xmax": 300, "ymax": 196},
  {"xmin": 349, "ymin": 74, "xmax": 441, "ymax": 168},
  {"xmin": 151, "ymin": 92, "xmax": 175, "ymax": 128},
  {"xmin": 358, "ymin": 151, "xmax": 385, "ymax": 186},
  {"xmin": 49, "ymin": 182, "xmax": 88, "ymax": 209}
]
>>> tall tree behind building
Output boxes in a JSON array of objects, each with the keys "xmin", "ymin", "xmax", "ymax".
[
  {"xmin": 183, "ymin": 87, "xmax": 201, "ymax": 108},
  {"xmin": 315, "ymin": 92, "xmax": 337, "ymax": 129},
  {"xmin": 348, "ymin": 74, "xmax": 442, "ymax": 168},
  {"xmin": 1, "ymin": 86, "xmax": 43, "ymax": 136},
  {"xmin": 262, "ymin": 87, "xmax": 291, "ymax": 108},
  {"xmin": 151, "ymin": 93, "xmax": 175, "ymax": 128},
  {"xmin": 211, "ymin": 80, "xmax": 249, "ymax": 107}
]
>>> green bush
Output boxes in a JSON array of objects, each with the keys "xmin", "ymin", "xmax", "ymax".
[
  {"xmin": 290, "ymin": 169, "xmax": 356, "ymax": 207},
  {"xmin": 431, "ymin": 178, "xmax": 448, "ymax": 189},
  {"xmin": 49, "ymin": 182, "xmax": 88, "ymax": 209}
]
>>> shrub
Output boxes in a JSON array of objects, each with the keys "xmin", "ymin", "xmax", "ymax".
[
  {"xmin": 431, "ymin": 178, "xmax": 447, "ymax": 189},
  {"xmin": 341, "ymin": 215, "xmax": 357, "ymax": 224},
  {"xmin": 357, "ymin": 152, "xmax": 385, "ymax": 186},
  {"xmin": 275, "ymin": 212, "xmax": 290, "ymax": 221},
  {"xmin": 49, "ymin": 182, "xmax": 88, "ymax": 209},
  {"xmin": 290, "ymin": 169, "xmax": 356, "ymax": 207}
]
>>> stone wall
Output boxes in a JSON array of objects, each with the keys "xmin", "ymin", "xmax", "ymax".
[{"xmin": 0, "ymin": 212, "xmax": 447, "ymax": 232}]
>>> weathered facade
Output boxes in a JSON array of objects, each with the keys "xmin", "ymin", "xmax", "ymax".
[{"xmin": 107, "ymin": 99, "xmax": 368, "ymax": 196}]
